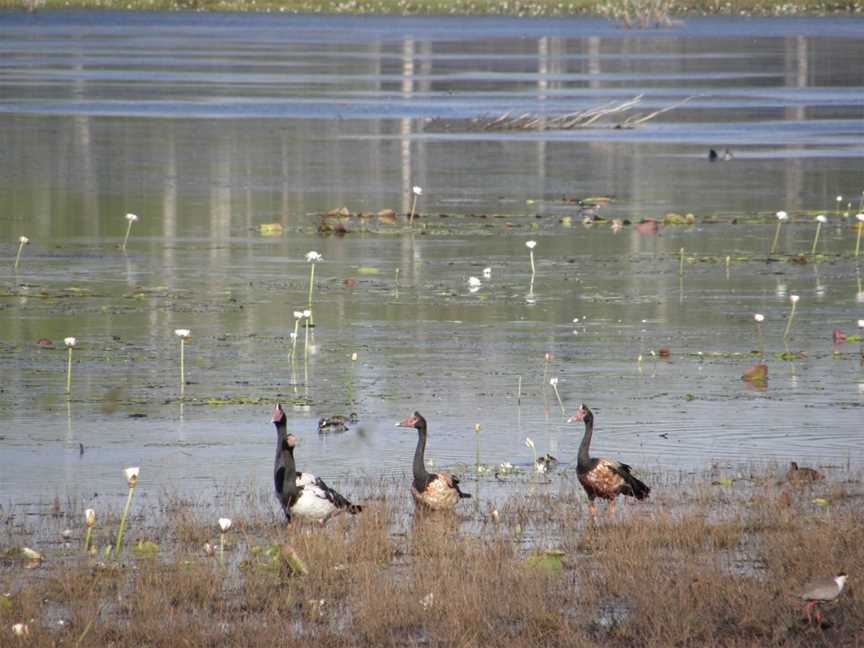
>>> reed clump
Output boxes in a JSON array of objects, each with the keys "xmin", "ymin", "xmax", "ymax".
[{"xmin": 1, "ymin": 467, "xmax": 861, "ymax": 647}]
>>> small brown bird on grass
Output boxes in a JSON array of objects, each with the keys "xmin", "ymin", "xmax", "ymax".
[{"xmin": 787, "ymin": 461, "xmax": 824, "ymax": 484}]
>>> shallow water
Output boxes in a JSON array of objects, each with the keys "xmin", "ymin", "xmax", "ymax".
[{"xmin": 0, "ymin": 12, "xmax": 862, "ymax": 511}]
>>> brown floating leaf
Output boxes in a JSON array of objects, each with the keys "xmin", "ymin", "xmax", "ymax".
[
  {"xmin": 741, "ymin": 363, "xmax": 768, "ymax": 385},
  {"xmin": 832, "ymin": 329, "xmax": 847, "ymax": 344},
  {"xmin": 658, "ymin": 346, "xmax": 671, "ymax": 358},
  {"xmin": 376, "ymin": 208, "xmax": 397, "ymax": 225},
  {"xmin": 635, "ymin": 219, "xmax": 659, "ymax": 235},
  {"xmin": 326, "ymin": 206, "xmax": 351, "ymax": 218}
]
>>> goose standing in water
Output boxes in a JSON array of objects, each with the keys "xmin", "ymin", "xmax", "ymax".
[
  {"xmin": 568, "ymin": 404, "xmax": 650, "ymax": 515},
  {"xmin": 396, "ymin": 412, "xmax": 471, "ymax": 510},
  {"xmin": 272, "ymin": 404, "xmax": 362, "ymax": 524}
]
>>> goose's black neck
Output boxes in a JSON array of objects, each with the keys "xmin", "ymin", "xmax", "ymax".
[
  {"xmin": 413, "ymin": 415, "xmax": 432, "ymax": 491},
  {"xmin": 577, "ymin": 409, "xmax": 594, "ymax": 472},
  {"xmin": 274, "ymin": 419, "xmax": 299, "ymax": 496}
]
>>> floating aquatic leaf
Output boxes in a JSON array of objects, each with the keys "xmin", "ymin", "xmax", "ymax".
[
  {"xmin": 133, "ymin": 539, "xmax": 160, "ymax": 557},
  {"xmin": 741, "ymin": 363, "xmax": 767, "ymax": 383},
  {"xmin": 525, "ymin": 549, "xmax": 565, "ymax": 573},
  {"xmin": 712, "ymin": 478, "xmax": 734, "ymax": 487},
  {"xmin": 258, "ymin": 223, "xmax": 284, "ymax": 235},
  {"xmin": 812, "ymin": 498, "xmax": 830, "ymax": 506},
  {"xmin": 356, "ymin": 267, "xmax": 380, "ymax": 275},
  {"xmin": 662, "ymin": 212, "xmax": 696, "ymax": 225}
]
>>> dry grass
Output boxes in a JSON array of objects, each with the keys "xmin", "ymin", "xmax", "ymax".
[{"xmin": 1, "ymin": 467, "xmax": 862, "ymax": 647}]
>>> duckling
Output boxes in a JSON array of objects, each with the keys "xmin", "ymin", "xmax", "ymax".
[
  {"xmin": 318, "ymin": 413, "xmax": 358, "ymax": 434},
  {"xmin": 535, "ymin": 453, "xmax": 558, "ymax": 473}
]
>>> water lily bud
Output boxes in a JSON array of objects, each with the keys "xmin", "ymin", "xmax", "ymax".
[
  {"xmin": 474, "ymin": 423, "xmax": 480, "ymax": 433},
  {"xmin": 305, "ymin": 251, "xmax": 322, "ymax": 262},
  {"xmin": 124, "ymin": 466, "xmax": 140, "ymax": 487},
  {"xmin": 776, "ymin": 211, "xmax": 788, "ymax": 221},
  {"xmin": 754, "ymin": 313, "xmax": 764, "ymax": 323},
  {"xmin": 18, "ymin": 236, "xmax": 29, "ymax": 245},
  {"xmin": 125, "ymin": 213, "xmax": 139, "ymax": 222},
  {"xmin": 790, "ymin": 295, "xmax": 800, "ymax": 304},
  {"xmin": 525, "ymin": 437, "xmax": 535, "ymax": 449},
  {"xmin": 302, "ymin": 309, "xmax": 311, "ymax": 318},
  {"xmin": 351, "ymin": 352, "xmax": 358, "ymax": 361},
  {"xmin": 412, "ymin": 185, "xmax": 423, "ymax": 196},
  {"xmin": 525, "ymin": 240, "xmax": 537, "ymax": 249},
  {"xmin": 482, "ymin": 267, "xmax": 491, "ymax": 278},
  {"xmin": 174, "ymin": 329, "xmax": 190, "ymax": 338},
  {"xmin": 293, "ymin": 310, "xmax": 303, "ymax": 319},
  {"xmin": 549, "ymin": 377, "xmax": 558, "ymax": 386},
  {"xmin": 64, "ymin": 337, "xmax": 76, "ymax": 348},
  {"xmin": 218, "ymin": 518, "xmax": 232, "ymax": 532},
  {"xmin": 12, "ymin": 623, "xmax": 29, "ymax": 637},
  {"xmin": 85, "ymin": 509, "xmax": 96, "ymax": 528},
  {"xmin": 816, "ymin": 214, "xmax": 827, "ymax": 224}
]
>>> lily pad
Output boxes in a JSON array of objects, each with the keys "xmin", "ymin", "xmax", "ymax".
[{"xmin": 525, "ymin": 549, "xmax": 565, "ymax": 573}]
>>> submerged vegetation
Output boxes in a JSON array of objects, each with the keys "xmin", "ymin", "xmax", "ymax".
[
  {"xmin": 1, "ymin": 467, "xmax": 862, "ymax": 646},
  {"xmin": 4, "ymin": 0, "xmax": 864, "ymax": 16}
]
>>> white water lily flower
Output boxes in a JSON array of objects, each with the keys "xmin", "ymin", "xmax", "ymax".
[
  {"xmin": 124, "ymin": 466, "xmax": 140, "ymax": 487},
  {"xmin": 858, "ymin": 319, "xmax": 864, "ymax": 328},
  {"xmin": 218, "ymin": 518, "xmax": 232, "ymax": 532},
  {"xmin": 85, "ymin": 509, "xmax": 96, "ymax": 528},
  {"xmin": 305, "ymin": 251, "xmax": 322, "ymax": 262},
  {"xmin": 293, "ymin": 310, "xmax": 303, "ymax": 319},
  {"xmin": 468, "ymin": 276, "xmax": 482, "ymax": 288},
  {"xmin": 790, "ymin": 295, "xmax": 800, "ymax": 304},
  {"xmin": 754, "ymin": 313, "xmax": 764, "ymax": 323},
  {"xmin": 18, "ymin": 236, "xmax": 29, "ymax": 244},
  {"xmin": 525, "ymin": 240, "xmax": 537, "ymax": 249},
  {"xmin": 856, "ymin": 213, "xmax": 864, "ymax": 222},
  {"xmin": 776, "ymin": 211, "xmax": 788, "ymax": 221},
  {"xmin": 351, "ymin": 352, "xmax": 358, "ymax": 361},
  {"xmin": 412, "ymin": 185, "xmax": 423, "ymax": 196},
  {"xmin": 64, "ymin": 337, "xmax": 76, "ymax": 348},
  {"xmin": 302, "ymin": 309, "xmax": 311, "ymax": 318},
  {"xmin": 482, "ymin": 267, "xmax": 491, "ymax": 279},
  {"xmin": 174, "ymin": 329, "xmax": 190, "ymax": 338},
  {"xmin": 816, "ymin": 214, "xmax": 828, "ymax": 224},
  {"xmin": 525, "ymin": 437, "xmax": 535, "ymax": 450},
  {"xmin": 836, "ymin": 195, "xmax": 843, "ymax": 202},
  {"xmin": 549, "ymin": 377, "xmax": 558, "ymax": 386},
  {"xmin": 125, "ymin": 213, "xmax": 139, "ymax": 222}
]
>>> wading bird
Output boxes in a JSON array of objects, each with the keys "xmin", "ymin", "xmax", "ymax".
[
  {"xmin": 272, "ymin": 404, "xmax": 362, "ymax": 524},
  {"xmin": 396, "ymin": 412, "xmax": 471, "ymax": 510},
  {"xmin": 568, "ymin": 404, "xmax": 650, "ymax": 515},
  {"xmin": 800, "ymin": 573, "xmax": 847, "ymax": 625}
]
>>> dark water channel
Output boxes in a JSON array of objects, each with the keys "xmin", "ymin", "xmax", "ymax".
[{"xmin": 0, "ymin": 12, "xmax": 863, "ymax": 512}]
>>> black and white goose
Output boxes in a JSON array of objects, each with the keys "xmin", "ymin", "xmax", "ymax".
[{"xmin": 272, "ymin": 404, "xmax": 362, "ymax": 524}]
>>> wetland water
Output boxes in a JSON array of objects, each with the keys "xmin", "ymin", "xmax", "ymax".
[{"xmin": 1, "ymin": 12, "xmax": 863, "ymax": 512}]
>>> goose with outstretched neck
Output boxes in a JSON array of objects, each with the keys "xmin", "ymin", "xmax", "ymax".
[
  {"xmin": 568, "ymin": 404, "xmax": 650, "ymax": 515},
  {"xmin": 272, "ymin": 404, "xmax": 362, "ymax": 524},
  {"xmin": 396, "ymin": 412, "xmax": 471, "ymax": 510}
]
